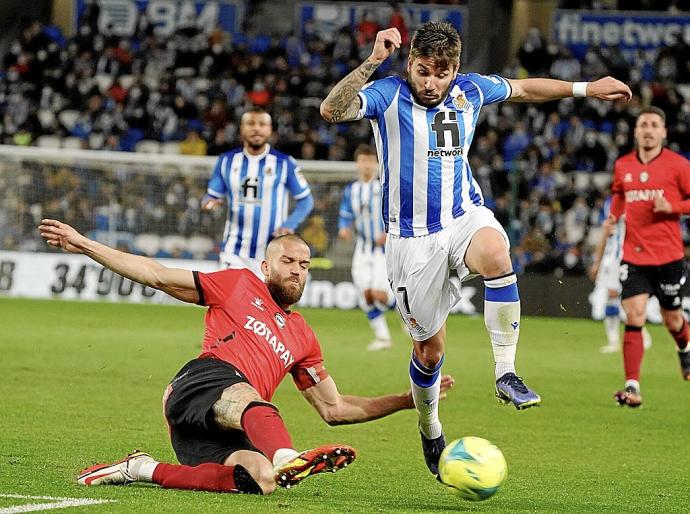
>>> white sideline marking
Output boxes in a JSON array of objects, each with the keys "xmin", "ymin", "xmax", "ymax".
[{"xmin": 0, "ymin": 495, "xmax": 114, "ymax": 513}]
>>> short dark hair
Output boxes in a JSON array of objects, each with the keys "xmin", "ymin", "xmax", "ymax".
[
  {"xmin": 638, "ymin": 106, "xmax": 666, "ymax": 124},
  {"xmin": 354, "ymin": 144, "xmax": 377, "ymax": 160},
  {"xmin": 410, "ymin": 22, "xmax": 461, "ymax": 69},
  {"xmin": 241, "ymin": 107, "xmax": 271, "ymax": 123}
]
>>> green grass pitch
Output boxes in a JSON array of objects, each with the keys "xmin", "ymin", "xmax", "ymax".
[{"xmin": 1, "ymin": 297, "xmax": 688, "ymax": 513}]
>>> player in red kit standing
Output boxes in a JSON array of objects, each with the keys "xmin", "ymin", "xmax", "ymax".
[
  {"xmin": 608, "ymin": 107, "xmax": 690, "ymax": 407},
  {"xmin": 38, "ymin": 219, "xmax": 454, "ymax": 494}
]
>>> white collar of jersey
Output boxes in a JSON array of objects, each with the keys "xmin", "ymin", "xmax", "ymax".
[{"xmin": 243, "ymin": 144, "xmax": 271, "ymax": 160}]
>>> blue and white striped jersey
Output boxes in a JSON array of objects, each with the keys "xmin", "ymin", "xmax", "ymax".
[
  {"xmin": 602, "ymin": 197, "xmax": 624, "ymax": 262},
  {"xmin": 207, "ymin": 146, "xmax": 311, "ymax": 260},
  {"xmin": 338, "ymin": 179, "xmax": 385, "ymax": 255},
  {"xmin": 357, "ymin": 73, "xmax": 512, "ymax": 237}
]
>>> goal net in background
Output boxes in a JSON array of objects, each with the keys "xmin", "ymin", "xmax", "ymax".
[
  {"xmin": 0, "ymin": 145, "xmax": 611, "ymax": 317},
  {"xmin": 0, "ymin": 146, "xmax": 371, "ymax": 307}
]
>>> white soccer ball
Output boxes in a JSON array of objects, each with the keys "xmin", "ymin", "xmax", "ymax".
[{"xmin": 438, "ymin": 436, "xmax": 507, "ymax": 501}]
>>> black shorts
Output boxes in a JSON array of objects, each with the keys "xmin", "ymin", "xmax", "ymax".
[
  {"xmin": 163, "ymin": 357, "xmax": 257, "ymax": 466},
  {"xmin": 620, "ymin": 259, "xmax": 687, "ymax": 310}
]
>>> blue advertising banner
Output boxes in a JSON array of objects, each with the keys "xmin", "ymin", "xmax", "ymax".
[
  {"xmin": 74, "ymin": 0, "xmax": 245, "ymax": 37},
  {"xmin": 553, "ymin": 9, "xmax": 690, "ymax": 59},
  {"xmin": 296, "ymin": 1, "xmax": 466, "ymax": 43}
]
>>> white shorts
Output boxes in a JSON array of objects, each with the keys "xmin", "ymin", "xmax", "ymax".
[
  {"xmin": 595, "ymin": 254, "xmax": 621, "ymax": 293},
  {"xmin": 219, "ymin": 251, "xmax": 264, "ymax": 280},
  {"xmin": 386, "ymin": 207, "xmax": 509, "ymax": 341},
  {"xmin": 351, "ymin": 248, "xmax": 390, "ymax": 293}
]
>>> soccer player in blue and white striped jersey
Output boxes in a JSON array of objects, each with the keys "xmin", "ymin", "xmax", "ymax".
[
  {"xmin": 338, "ymin": 145, "xmax": 396, "ymax": 351},
  {"xmin": 322, "ymin": 22, "xmax": 632, "ymax": 476},
  {"xmin": 202, "ymin": 108, "xmax": 314, "ymax": 278}
]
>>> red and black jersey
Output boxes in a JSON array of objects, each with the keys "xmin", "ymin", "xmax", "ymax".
[
  {"xmin": 611, "ymin": 148, "xmax": 690, "ymax": 266},
  {"xmin": 192, "ymin": 268, "xmax": 328, "ymax": 401}
]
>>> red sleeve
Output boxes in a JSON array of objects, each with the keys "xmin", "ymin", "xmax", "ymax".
[
  {"xmin": 670, "ymin": 157, "xmax": 690, "ymax": 214},
  {"xmin": 610, "ymin": 160, "xmax": 625, "ymax": 219},
  {"xmin": 291, "ymin": 324, "xmax": 330, "ymax": 390},
  {"xmin": 193, "ymin": 269, "xmax": 242, "ymax": 307}
]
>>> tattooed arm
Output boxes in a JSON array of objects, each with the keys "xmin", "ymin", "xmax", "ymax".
[{"xmin": 320, "ymin": 28, "xmax": 401, "ymax": 123}]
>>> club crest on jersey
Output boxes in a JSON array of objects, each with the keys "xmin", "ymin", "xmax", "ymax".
[
  {"xmin": 251, "ymin": 297, "xmax": 265, "ymax": 311},
  {"xmin": 640, "ymin": 171, "xmax": 649, "ymax": 183},
  {"xmin": 453, "ymin": 92, "xmax": 468, "ymax": 111},
  {"xmin": 274, "ymin": 312, "xmax": 286, "ymax": 328},
  {"xmin": 264, "ymin": 166, "xmax": 273, "ymax": 175},
  {"xmin": 624, "ymin": 172, "xmax": 633, "ymax": 183}
]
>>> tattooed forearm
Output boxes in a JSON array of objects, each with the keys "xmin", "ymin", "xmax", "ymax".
[{"xmin": 322, "ymin": 59, "xmax": 381, "ymax": 122}]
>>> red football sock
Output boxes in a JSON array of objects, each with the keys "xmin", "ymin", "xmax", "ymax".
[
  {"xmin": 623, "ymin": 325, "xmax": 644, "ymax": 381},
  {"xmin": 241, "ymin": 404, "xmax": 293, "ymax": 462},
  {"xmin": 669, "ymin": 317, "xmax": 689, "ymax": 350},
  {"xmin": 152, "ymin": 462, "xmax": 238, "ymax": 492}
]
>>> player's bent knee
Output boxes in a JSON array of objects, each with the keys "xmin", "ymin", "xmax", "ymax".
[
  {"xmin": 212, "ymin": 382, "xmax": 271, "ymax": 430},
  {"xmin": 466, "ymin": 229, "xmax": 511, "ymax": 276}
]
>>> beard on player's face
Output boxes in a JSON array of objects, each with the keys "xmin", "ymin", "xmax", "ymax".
[
  {"xmin": 408, "ymin": 57, "xmax": 455, "ymax": 108},
  {"xmin": 267, "ymin": 272, "xmax": 305, "ymax": 307},
  {"xmin": 244, "ymin": 135, "xmax": 268, "ymax": 151},
  {"xmin": 409, "ymin": 84, "xmax": 452, "ymax": 108}
]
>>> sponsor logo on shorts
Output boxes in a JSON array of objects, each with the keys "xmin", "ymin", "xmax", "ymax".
[
  {"xmin": 660, "ymin": 282, "xmax": 682, "ymax": 295},
  {"xmin": 408, "ymin": 317, "xmax": 426, "ymax": 334}
]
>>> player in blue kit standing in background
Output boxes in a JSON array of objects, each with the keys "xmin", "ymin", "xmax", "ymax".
[
  {"xmin": 321, "ymin": 21, "xmax": 632, "ymax": 477},
  {"xmin": 203, "ymin": 108, "xmax": 314, "ymax": 278},
  {"xmin": 338, "ymin": 144, "xmax": 397, "ymax": 351}
]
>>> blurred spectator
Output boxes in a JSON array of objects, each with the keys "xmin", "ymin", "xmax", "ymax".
[
  {"xmin": 355, "ymin": 10, "xmax": 381, "ymax": 47},
  {"xmin": 300, "ymin": 215, "xmax": 329, "ymax": 257},
  {"xmin": 388, "ymin": 2, "xmax": 410, "ymax": 45},
  {"xmin": 179, "ymin": 129, "xmax": 207, "ymax": 155},
  {"xmin": 3, "ymin": 6, "xmax": 690, "ymax": 277},
  {"xmin": 518, "ymin": 28, "xmax": 551, "ymax": 74}
]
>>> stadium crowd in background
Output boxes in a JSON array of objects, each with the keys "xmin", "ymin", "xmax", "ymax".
[{"xmin": 2, "ymin": 1, "xmax": 690, "ymax": 278}]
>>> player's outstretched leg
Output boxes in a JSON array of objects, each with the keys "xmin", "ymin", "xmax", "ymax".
[
  {"xmin": 79, "ymin": 451, "xmax": 269, "ymax": 494},
  {"xmin": 273, "ymin": 444, "xmax": 356, "ymax": 489},
  {"xmin": 77, "ymin": 451, "xmax": 156, "ymax": 486}
]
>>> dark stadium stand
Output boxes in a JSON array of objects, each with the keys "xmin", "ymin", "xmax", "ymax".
[{"xmin": 1, "ymin": 1, "xmax": 690, "ymax": 277}]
